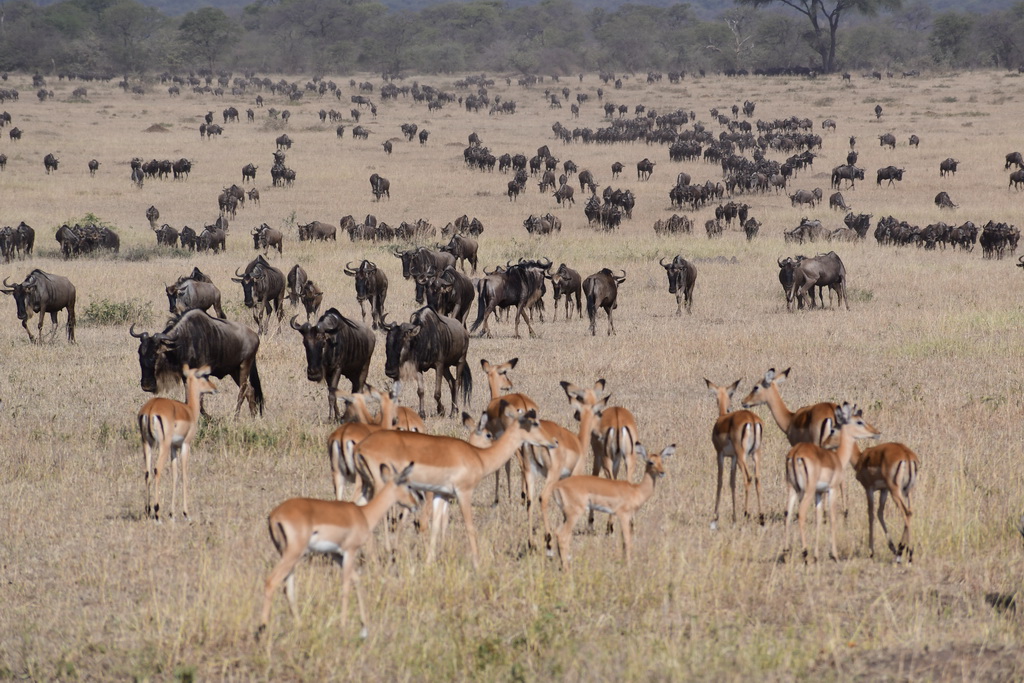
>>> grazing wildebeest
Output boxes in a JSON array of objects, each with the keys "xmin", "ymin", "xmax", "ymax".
[
  {"xmin": 548, "ymin": 263, "xmax": 582, "ymax": 320},
  {"xmin": 88, "ymin": 159, "xmax": 99, "ymax": 176},
  {"xmin": 252, "ymin": 223, "xmax": 283, "ymax": 255},
  {"xmin": 286, "ymin": 264, "xmax": 308, "ymax": 306},
  {"xmin": 131, "ymin": 310, "xmax": 264, "ymax": 416},
  {"xmin": 297, "ymin": 220, "xmax": 336, "ymax": 241},
  {"xmin": 939, "ymin": 158, "xmax": 959, "ymax": 177},
  {"xmin": 343, "ymin": 260, "xmax": 388, "ymax": 330},
  {"xmin": 878, "ymin": 133, "xmax": 896, "ymax": 149},
  {"xmin": 1006, "ymin": 152, "xmax": 1024, "ymax": 170},
  {"xmin": 291, "ymin": 309, "xmax": 375, "ymax": 421},
  {"xmin": 232, "ymin": 255, "xmax": 286, "ymax": 334},
  {"xmin": 876, "ymin": 166, "xmax": 905, "ymax": 187},
  {"xmin": 636, "ymin": 158, "xmax": 655, "ymax": 180},
  {"xmin": 440, "ymin": 233, "xmax": 479, "ymax": 273},
  {"xmin": 382, "ymin": 306, "xmax": 472, "ymax": 418},
  {"xmin": 790, "ymin": 188, "xmax": 821, "ymax": 208},
  {"xmin": 471, "ymin": 259, "xmax": 550, "ymax": 338},
  {"xmin": 166, "ymin": 273, "xmax": 226, "ymax": 319},
  {"xmin": 370, "ymin": 173, "xmax": 390, "ymax": 200},
  {"xmin": 935, "ymin": 191, "xmax": 957, "ymax": 209},
  {"xmin": 743, "ymin": 218, "xmax": 761, "ymax": 241},
  {"xmin": 582, "ymin": 268, "xmax": 626, "ymax": 336},
  {"xmin": 553, "ymin": 183, "xmax": 575, "ymax": 206},
  {"xmin": 419, "ymin": 265, "xmax": 476, "ymax": 326},
  {"xmin": 829, "ymin": 192, "xmax": 850, "ymax": 211},
  {"xmin": 43, "ymin": 153, "xmax": 59, "ymax": 174},
  {"xmin": 2, "ymin": 270, "xmax": 76, "ymax": 342},
  {"xmin": 788, "ymin": 251, "xmax": 848, "ymax": 311},
  {"xmin": 831, "ymin": 165, "xmax": 865, "ymax": 189},
  {"xmin": 578, "ymin": 169, "xmax": 595, "ymax": 192},
  {"xmin": 300, "ymin": 280, "xmax": 324, "ymax": 321},
  {"xmin": 660, "ymin": 256, "xmax": 696, "ymax": 315},
  {"xmin": 242, "ymin": 163, "xmax": 258, "ymax": 183}
]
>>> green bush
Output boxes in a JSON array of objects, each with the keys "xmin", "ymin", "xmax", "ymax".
[{"xmin": 82, "ymin": 298, "xmax": 153, "ymax": 326}]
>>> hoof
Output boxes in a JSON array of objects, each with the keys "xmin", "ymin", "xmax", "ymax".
[
  {"xmin": 709, "ymin": 520, "xmax": 718, "ymax": 531},
  {"xmin": 359, "ymin": 626, "xmax": 369, "ymax": 640}
]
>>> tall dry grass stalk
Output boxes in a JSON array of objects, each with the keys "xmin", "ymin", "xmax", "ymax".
[{"xmin": 1, "ymin": 69, "xmax": 1023, "ymax": 680}]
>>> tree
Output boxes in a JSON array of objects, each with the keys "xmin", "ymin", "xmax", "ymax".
[
  {"xmin": 178, "ymin": 7, "xmax": 236, "ymax": 72},
  {"xmin": 929, "ymin": 12, "xmax": 974, "ymax": 66},
  {"xmin": 734, "ymin": 0, "xmax": 902, "ymax": 73}
]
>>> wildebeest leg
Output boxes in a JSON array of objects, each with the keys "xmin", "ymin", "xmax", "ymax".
[
  {"xmin": 436, "ymin": 366, "xmax": 454, "ymax": 416},
  {"xmin": 358, "ymin": 299, "xmax": 369, "ymax": 325},
  {"xmin": 514, "ymin": 304, "xmax": 536, "ymax": 338},
  {"xmin": 416, "ymin": 373, "xmax": 427, "ymax": 419},
  {"xmin": 605, "ymin": 304, "xmax": 616, "ymax": 335},
  {"xmin": 675, "ymin": 293, "xmax": 683, "ymax": 316}
]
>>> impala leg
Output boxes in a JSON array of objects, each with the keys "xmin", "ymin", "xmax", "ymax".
[
  {"xmin": 811, "ymin": 492, "xmax": 823, "ymax": 562},
  {"xmin": 712, "ymin": 454, "xmax": 724, "ymax": 529},
  {"xmin": 152, "ymin": 438, "xmax": 172, "ymax": 521},
  {"xmin": 728, "ymin": 456, "xmax": 738, "ymax": 523},
  {"xmin": 555, "ymin": 507, "xmax": 582, "ymax": 572},
  {"xmin": 797, "ymin": 488, "xmax": 814, "ymax": 562},
  {"xmin": 889, "ymin": 483, "xmax": 914, "ymax": 563},
  {"xmin": 170, "ymin": 450, "xmax": 179, "ymax": 521},
  {"xmin": 258, "ymin": 550, "xmax": 300, "ymax": 638},
  {"xmin": 427, "ymin": 496, "xmax": 447, "ymax": 563},
  {"xmin": 619, "ymin": 512, "xmax": 633, "ymax": 564},
  {"xmin": 783, "ymin": 488, "xmax": 799, "ymax": 557},
  {"xmin": 865, "ymin": 489, "xmax": 877, "ymax": 558},
  {"xmin": 180, "ymin": 443, "xmax": 191, "ymax": 521},
  {"xmin": 877, "ymin": 490, "xmax": 895, "ymax": 556},
  {"xmin": 827, "ymin": 488, "xmax": 839, "ymax": 561},
  {"xmin": 750, "ymin": 444, "xmax": 764, "ymax": 525},
  {"xmin": 456, "ymin": 489, "xmax": 481, "ymax": 569}
]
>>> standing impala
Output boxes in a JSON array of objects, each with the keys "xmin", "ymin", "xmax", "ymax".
[
  {"xmin": 550, "ymin": 443, "xmax": 675, "ymax": 571},
  {"xmin": 257, "ymin": 462, "xmax": 421, "ymax": 641},
  {"xmin": 783, "ymin": 403, "xmax": 880, "ymax": 562},
  {"xmin": 354, "ymin": 406, "xmax": 553, "ymax": 568},
  {"xmin": 705, "ymin": 379, "xmax": 764, "ymax": 528},
  {"xmin": 848, "ymin": 440, "xmax": 919, "ymax": 563},
  {"xmin": 137, "ymin": 365, "xmax": 217, "ymax": 521},
  {"xmin": 481, "ymin": 358, "xmax": 539, "ymax": 505}
]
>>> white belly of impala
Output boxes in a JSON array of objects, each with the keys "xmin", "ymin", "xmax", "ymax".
[{"xmin": 309, "ymin": 534, "xmax": 340, "ymax": 554}]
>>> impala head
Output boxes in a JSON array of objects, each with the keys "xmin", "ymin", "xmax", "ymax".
[
  {"xmin": 741, "ymin": 368, "xmax": 791, "ymax": 408},
  {"xmin": 822, "ymin": 402, "xmax": 880, "ymax": 446},
  {"xmin": 463, "ymin": 410, "xmax": 496, "ymax": 448},
  {"xmin": 560, "ymin": 379, "xmax": 608, "ymax": 421},
  {"xmin": 705, "ymin": 378, "xmax": 741, "ymax": 411},
  {"xmin": 481, "ymin": 358, "xmax": 519, "ymax": 394},
  {"xmin": 637, "ymin": 443, "xmax": 675, "ymax": 478},
  {"xmin": 182, "ymin": 364, "xmax": 218, "ymax": 395},
  {"xmin": 367, "ymin": 459, "xmax": 423, "ymax": 510}
]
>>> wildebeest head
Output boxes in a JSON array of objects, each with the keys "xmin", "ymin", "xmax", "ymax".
[
  {"xmin": 344, "ymin": 260, "xmax": 377, "ymax": 300},
  {"xmin": 290, "ymin": 313, "xmax": 337, "ymax": 382},
  {"xmin": 130, "ymin": 324, "xmax": 174, "ymax": 393},
  {"xmin": 380, "ymin": 314, "xmax": 419, "ymax": 381},
  {"xmin": 392, "ymin": 247, "xmax": 417, "ymax": 279},
  {"xmin": 1, "ymin": 275, "xmax": 31, "ymax": 320},
  {"xmin": 660, "ymin": 256, "xmax": 687, "ymax": 294}
]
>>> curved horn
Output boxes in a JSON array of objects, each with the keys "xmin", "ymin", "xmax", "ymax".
[
  {"xmin": 660, "ymin": 256, "xmax": 669, "ymax": 267},
  {"xmin": 777, "ymin": 256, "xmax": 786, "ymax": 267},
  {"xmin": 2, "ymin": 276, "xmax": 13, "ymax": 288},
  {"xmin": 234, "ymin": 266, "xmax": 244, "ymax": 277},
  {"xmin": 616, "ymin": 269, "xmax": 627, "ymax": 279},
  {"xmin": 483, "ymin": 266, "xmax": 495, "ymax": 276},
  {"xmin": 289, "ymin": 315, "xmax": 303, "ymax": 331},
  {"xmin": 344, "ymin": 261, "xmax": 358, "ymax": 275},
  {"xmin": 129, "ymin": 323, "xmax": 145, "ymax": 338}
]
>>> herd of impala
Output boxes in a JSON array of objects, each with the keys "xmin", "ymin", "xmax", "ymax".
[{"xmin": 137, "ymin": 358, "xmax": 919, "ymax": 641}]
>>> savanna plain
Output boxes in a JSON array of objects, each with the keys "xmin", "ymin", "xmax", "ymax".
[{"xmin": 1, "ymin": 68, "xmax": 1023, "ymax": 681}]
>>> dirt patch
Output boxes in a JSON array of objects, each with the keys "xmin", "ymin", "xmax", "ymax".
[{"xmin": 143, "ymin": 124, "xmax": 170, "ymax": 133}]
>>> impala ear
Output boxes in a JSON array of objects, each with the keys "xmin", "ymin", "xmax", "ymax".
[
  {"xmin": 703, "ymin": 378, "xmax": 715, "ymax": 392},
  {"xmin": 777, "ymin": 368, "xmax": 791, "ymax": 383},
  {"xmin": 728, "ymin": 379, "xmax": 741, "ymax": 396},
  {"xmin": 594, "ymin": 378, "xmax": 606, "ymax": 393},
  {"xmin": 594, "ymin": 396, "xmax": 610, "ymax": 415},
  {"xmin": 396, "ymin": 462, "xmax": 415, "ymax": 484},
  {"xmin": 480, "ymin": 359, "xmax": 491, "ymax": 372},
  {"xmin": 462, "ymin": 411, "xmax": 476, "ymax": 429},
  {"xmin": 636, "ymin": 443, "xmax": 648, "ymax": 461},
  {"xmin": 660, "ymin": 444, "xmax": 676, "ymax": 459},
  {"xmin": 506, "ymin": 357, "xmax": 518, "ymax": 371}
]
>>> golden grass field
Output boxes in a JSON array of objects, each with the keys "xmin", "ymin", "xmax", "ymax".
[{"xmin": 1, "ymin": 68, "xmax": 1024, "ymax": 680}]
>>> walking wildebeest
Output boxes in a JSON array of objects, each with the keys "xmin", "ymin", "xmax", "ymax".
[
  {"xmin": 291, "ymin": 308, "xmax": 375, "ymax": 421},
  {"xmin": 2, "ymin": 270, "xmax": 76, "ymax": 342},
  {"xmin": 471, "ymin": 259, "xmax": 550, "ymax": 338},
  {"xmin": 876, "ymin": 166, "xmax": 905, "ymax": 187},
  {"xmin": 370, "ymin": 173, "xmax": 390, "ymax": 200},
  {"xmin": 286, "ymin": 264, "xmax": 308, "ymax": 306},
  {"xmin": 787, "ymin": 251, "xmax": 848, "ymax": 311},
  {"xmin": 166, "ymin": 271, "xmax": 226, "ymax": 319},
  {"xmin": 343, "ymin": 260, "xmax": 388, "ymax": 330},
  {"xmin": 660, "ymin": 256, "xmax": 697, "ymax": 315},
  {"xmin": 131, "ymin": 309, "xmax": 264, "ymax": 416},
  {"xmin": 583, "ymin": 268, "xmax": 626, "ymax": 335},
  {"xmin": 232, "ymin": 255, "xmax": 286, "ymax": 334},
  {"xmin": 939, "ymin": 158, "xmax": 959, "ymax": 177},
  {"xmin": 548, "ymin": 263, "xmax": 582, "ymax": 320}
]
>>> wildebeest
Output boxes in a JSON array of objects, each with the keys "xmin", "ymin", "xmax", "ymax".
[
  {"xmin": 874, "ymin": 104, "xmax": 883, "ymax": 119},
  {"xmin": 660, "ymin": 256, "xmax": 696, "ymax": 315},
  {"xmin": 637, "ymin": 158, "xmax": 655, "ymax": 180},
  {"xmin": 393, "ymin": 246, "xmax": 455, "ymax": 303},
  {"xmin": 829, "ymin": 192, "xmax": 850, "ymax": 211},
  {"xmin": 831, "ymin": 164, "xmax": 865, "ymax": 189},
  {"xmin": 232, "ymin": 255, "xmax": 286, "ymax": 334},
  {"xmin": 197, "ymin": 224, "xmax": 226, "ymax": 252},
  {"xmin": 291, "ymin": 308, "xmax": 375, "ymax": 421},
  {"xmin": 523, "ymin": 213, "xmax": 562, "ymax": 235},
  {"xmin": 1010, "ymin": 169, "xmax": 1024, "ymax": 190},
  {"xmin": 43, "ymin": 153, "xmax": 59, "ymax": 174},
  {"xmin": 242, "ymin": 163, "xmax": 258, "ymax": 183},
  {"xmin": 876, "ymin": 166, "xmax": 905, "ymax": 186},
  {"xmin": 343, "ymin": 259, "xmax": 388, "ymax": 330},
  {"xmin": 352, "ymin": 125, "xmax": 369, "ymax": 139},
  {"xmin": 286, "ymin": 264, "xmax": 308, "ymax": 306},
  {"xmin": 370, "ymin": 173, "xmax": 390, "ymax": 200},
  {"xmin": 382, "ymin": 306, "xmax": 472, "ymax": 418},
  {"xmin": 166, "ymin": 271, "xmax": 226, "ymax": 319},
  {"xmin": 88, "ymin": 159, "xmax": 99, "ymax": 176},
  {"xmin": 276, "ymin": 134, "xmax": 292, "ymax": 150},
  {"xmin": 939, "ymin": 158, "xmax": 959, "ymax": 177},
  {"xmin": 471, "ymin": 259, "xmax": 550, "ymax": 338},
  {"xmin": 2, "ymin": 222, "xmax": 35, "ymax": 260},
  {"xmin": 582, "ymin": 268, "xmax": 626, "ymax": 335},
  {"xmin": 878, "ymin": 133, "xmax": 896, "ymax": 149},
  {"xmin": 553, "ymin": 183, "xmax": 575, "ymax": 206},
  {"xmin": 440, "ymin": 233, "xmax": 479, "ymax": 273},
  {"xmin": 179, "ymin": 226, "xmax": 197, "ymax": 251},
  {"xmin": 2, "ymin": 270, "xmax": 76, "ymax": 342},
  {"xmin": 297, "ymin": 220, "xmax": 336, "ymax": 241},
  {"xmin": 547, "ymin": 263, "xmax": 582, "ymax": 320},
  {"xmin": 382, "ymin": 139, "xmax": 392, "ymax": 153},
  {"xmin": 131, "ymin": 309, "xmax": 264, "ymax": 416},
  {"xmin": 909, "ymin": 134, "xmax": 920, "ymax": 148},
  {"xmin": 934, "ymin": 191, "xmax": 957, "ymax": 209},
  {"xmin": 611, "ymin": 161, "xmax": 623, "ymax": 177},
  {"xmin": 172, "ymin": 158, "xmax": 191, "ymax": 180},
  {"xmin": 418, "ymin": 265, "xmax": 475, "ymax": 326},
  {"xmin": 153, "ymin": 223, "xmax": 178, "ymax": 247},
  {"xmin": 252, "ymin": 223, "xmax": 283, "ymax": 254},
  {"xmin": 784, "ymin": 218, "xmax": 828, "ymax": 244},
  {"xmin": 146, "ymin": 205, "xmax": 160, "ymax": 230},
  {"xmin": 789, "ymin": 188, "xmax": 822, "ymax": 207},
  {"xmin": 578, "ymin": 169, "xmax": 595, "ymax": 191},
  {"xmin": 1005, "ymin": 151, "xmax": 1024, "ymax": 170},
  {"xmin": 300, "ymin": 280, "xmax": 324, "ymax": 321},
  {"xmin": 787, "ymin": 251, "xmax": 848, "ymax": 311}
]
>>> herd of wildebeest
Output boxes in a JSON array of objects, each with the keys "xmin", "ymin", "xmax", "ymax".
[{"xmin": 0, "ymin": 68, "xmax": 1017, "ymax": 639}]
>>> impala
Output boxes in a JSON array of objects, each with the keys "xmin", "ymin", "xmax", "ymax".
[
  {"xmin": 848, "ymin": 441, "xmax": 919, "ymax": 563},
  {"xmin": 327, "ymin": 419, "xmax": 381, "ymax": 501},
  {"xmin": 588, "ymin": 400, "xmax": 640, "ymax": 531},
  {"xmin": 481, "ymin": 358, "xmax": 539, "ymax": 505},
  {"xmin": 354, "ymin": 406, "xmax": 553, "ymax": 568},
  {"xmin": 137, "ymin": 364, "xmax": 217, "ymax": 521},
  {"xmin": 705, "ymin": 379, "xmax": 764, "ymax": 528},
  {"xmin": 257, "ymin": 462, "xmax": 421, "ymax": 640},
  {"xmin": 550, "ymin": 443, "xmax": 674, "ymax": 571},
  {"xmin": 783, "ymin": 403, "xmax": 879, "ymax": 562},
  {"xmin": 346, "ymin": 385, "xmax": 426, "ymax": 433}
]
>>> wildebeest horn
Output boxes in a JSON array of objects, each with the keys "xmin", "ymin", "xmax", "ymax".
[
  {"xmin": 343, "ymin": 261, "xmax": 358, "ymax": 275},
  {"xmin": 234, "ymin": 267, "xmax": 244, "ymax": 277},
  {"xmin": 777, "ymin": 256, "xmax": 786, "ymax": 267},
  {"xmin": 129, "ymin": 324, "xmax": 145, "ymax": 338},
  {"xmin": 2, "ymin": 276, "xmax": 13, "ymax": 288},
  {"xmin": 616, "ymin": 269, "xmax": 626, "ymax": 279},
  {"xmin": 379, "ymin": 313, "xmax": 395, "ymax": 331},
  {"xmin": 483, "ymin": 266, "xmax": 495, "ymax": 275},
  {"xmin": 660, "ymin": 256, "xmax": 669, "ymax": 267},
  {"xmin": 391, "ymin": 246, "xmax": 403, "ymax": 256},
  {"xmin": 289, "ymin": 315, "xmax": 303, "ymax": 331}
]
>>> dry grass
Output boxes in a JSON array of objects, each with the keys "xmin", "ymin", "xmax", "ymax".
[{"xmin": 1, "ymin": 70, "xmax": 1024, "ymax": 680}]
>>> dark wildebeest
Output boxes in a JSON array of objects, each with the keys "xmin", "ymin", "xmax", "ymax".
[
  {"xmin": 343, "ymin": 259, "xmax": 388, "ymax": 330},
  {"xmin": 440, "ymin": 234, "xmax": 479, "ymax": 274},
  {"xmin": 10, "ymin": 222, "xmax": 34, "ymax": 258},
  {"xmin": 382, "ymin": 140, "xmax": 392, "ymax": 154},
  {"xmin": 179, "ymin": 226, "xmax": 197, "ymax": 251},
  {"xmin": 578, "ymin": 169, "xmax": 595, "ymax": 192},
  {"xmin": 909, "ymin": 134, "xmax": 920, "ymax": 148},
  {"xmin": 248, "ymin": 188, "xmax": 260, "ymax": 206},
  {"xmin": 523, "ymin": 214, "xmax": 561, "ymax": 235},
  {"xmin": 548, "ymin": 263, "xmax": 582, "ymax": 320},
  {"xmin": 297, "ymin": 220, "xmax": 336, "ymax": 241},
  {"xmin": 382, "ymin": 306, "xmax": 472, "ymax": 418},
  {"xmin": 637, "ymin": 158, "xmax": 655, "ymax": 180},
  {"xmin": 419, "ymin": 265, "xmax": 475, "ymax": 326},
  {"xmin": 790, "ymin": 188, "xmax": 821, "ymax": 208},
  {"xmin": 935, "ymin": 192, "xmax": 958, "ymax": 209},
  {"xmin": 1012, "ymin": 169, "xmax": 1024, "ymax": 190},
  {"xmin": 831, "ymin": 165, "xmax": 865, "ymax": 189},
  {"xmin": 253, "ymin": 223, "xmax": 284, "ymax": 255},
  {"xmin": 154, "ymin": 223, "xmax": 178, "ymax": 247},
  {"xmin": 166, "ymin": 272, "xmax": 226, "ymax": 319},
  {"xmin": 130, "ymin": 309, "xmax": 264, "ymax": 416},
  {"xmin": 611, "ymin": 161, "xmax": 623, "ymax": 178},
  {"xmin": 939, "ymin": 158, "xmax": 959, "ymax": 177},
  {"xmin": 232, "ymin": 255, "xmax": 286, "ymax": 334},
  {"xmin": 743, "ymin": 217, "xmax": 761, "ymax": 241},
  {"xmin": 788, "ymin": 251, "xmax": 848, "ymax": 311},
  {"xmin": 172, "ymin": 158, "xmax": 191, "ymax": 180},
  {"xmin": 418, "ymin": 129, "xmax": 429, "ymax": 144},
  {"xmin": 286, "ymin": 264, "xmax": 308, "ymax": 306},
  {"xmin": 88, "ymin": 159, "xmax": 99, "ymax": 176},
  {"xmin": 660, "ymin": 255, "xmax": 696, "ymax": 315},
  {"xmin": 582, "ymin": 268, "xmax": 626, "ymax": 336},
  {"xmin": 393, "ymin": 246, "xmax": 455, "ymax": 305},
  {"xmin": 146, "ymin": 205, "xmax": 160, "ymax": 230},
  {"xmin": 471, "ymin": 259, "xmax": 550, "ymax": 338},
  {"xmin": 876, "ymin": 166, "xmax": 905, "ymax": 187},
  {"xmin": 276, "ymin": 134, "xmax": 292, "ymax": 150},
  {"xmin": 874, "ymin": 104, "xmax": 883, "ymax": 119},
  {"xmin": 1006, "ymin": 152, "xmax": 1024, "ymax": 170},
  {"xmin": 829, "ymin": 192, "xmax": 850, "ymax": 211},
  {"xmin": 878, "ymin": 133, "xmax": 896, "ymax": 149},
  {"xmin": 553, "ymin": 183, "xmax": 575, "ymax": 206},
  {"xmin": 370, "ymin": 173, "xmax": 390, "ymax": 200},
  {"xmin": 2, "ymin": 270, "xmax": 76, "ymax": 342},
  {"xmin": 291, "ymin": 308, "xmax": 375, "ymax": 421},
  {"xmin": 300, "ymin": 280, "xmax": 324, "ymax": 321},
  {"xmin": 197, "ymin": 225, "xmax": 226, "ymax": 253},
  {"xmin": 43, "ymin": 153, "xmax": 59, "ymax": 174},
  {"xmin": 242, "ymin": 163, "xmax": 258, "ymax": 183}
]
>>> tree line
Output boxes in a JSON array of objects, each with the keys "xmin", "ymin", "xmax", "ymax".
[{"xmin": 0, "ymin": 0, "xmax": 1022, "ymax": 78}]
